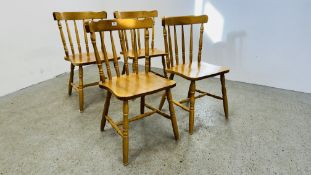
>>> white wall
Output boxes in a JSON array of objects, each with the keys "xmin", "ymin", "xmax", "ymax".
[{"xmin": 0, "ymin": 0, "xmax": 310, "ymax": 97}]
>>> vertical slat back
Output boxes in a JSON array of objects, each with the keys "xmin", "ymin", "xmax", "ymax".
[
  {"xmin": 162, "ymin": 25, "xmax": 171, "ymax": 68},
  {"xmin": 144, "ymin": 28, "xmax": 150, "ymax": 72},
  {"xmin": 82, "ymin": 19, "xmax": 90, "ymax": 54},
  {"xmin": 65, "ymin": 20, "xmax": 75, "ymax": 55},
  {"xmin": 100, "ymin": 32, "xmax": 113, "ymax": 80},
  {"xmin": 131, "ymin": 29, "xmax": 139, "ymax": 73},
  {"xmin": 189, "ymin": 24, "xmax": 193, "ymax": 63},
  {"xmin": 137, "ymin": 27, "xmax": 141, "ymax": 50},
  {"xmin": 181, "ymin": 25, "xmax": 186, "ymax": 64},
  {"xmin": 161, "ymin": 15, "xmax": 208, "ymax": 66},
  {"xmin": 167, "ymin": 26, "xmax": 174, "ymax": 67},
  {"xmin": 85, "ymin": 18, "xmax": 153, "ymax": 80},
  {"xmin": 198, "ymin": 23, "xmax": 204, "ymax": 63},
  {"xmin": 151, "ymin": 17, "xmax": 155, "ymax": 50},
  {"xmin": 56, "ymin": 20, "xmax": 69, "ymax": 57},
  {"xmin": 110, "ymin": 31, "xmax": 121, "ymax": 77},
  {"xmin": 119, "ymin": 30, "xmax": 130, "ymax": 75},
  {"xmin": 90, "ymin": 32, "xmax": 106, "ymax": 82},
  {"xmin": 173, "ymin": 25, "xmax": 179, "ymax": 65},
  {"xmin": 53, "ymin": 11, "xmax": 107, "ymax": 58},
  {"xmin": 73, "ymin": 20, "xmax": 82, "ymax": 54}
]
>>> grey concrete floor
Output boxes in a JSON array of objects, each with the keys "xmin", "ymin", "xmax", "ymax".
[{"xmin": 1, "ymin": 65, "xmax": 311, "ymax": 175}]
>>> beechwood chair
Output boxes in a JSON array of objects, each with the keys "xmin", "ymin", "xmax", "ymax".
[
  {"xmin": 159, "ymin": 15, "xmax": 230, "ymax": 134},
  {"xmin": 53, "ymin": 11, "xmax": 117, "ymax": 112},
  {"xmin": 114, "ymin": 10, "xmax": 168, "ymax": 77},
  {"xmin": 85, "ymin": 18, "xmax": 179, "ymax": 165}
]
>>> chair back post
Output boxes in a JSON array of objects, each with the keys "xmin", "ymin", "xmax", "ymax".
[
  {"xmin": 85, "ymin": 18, "xmax": 153, "ymax": 78},
  {"xmin": 53, "ymin": 11, "xmax": 107, "ymax": 58},
  {"xmin": 162, "ymin": 15, "xmax": 208, "ymax": 65}
]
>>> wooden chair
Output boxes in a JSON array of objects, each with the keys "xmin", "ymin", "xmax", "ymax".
[
  {"xmin": 53, "ymin": 11, "xmax": 117, "ymax": 112},
  {"xmin": 159, "ymin": 15, "xmax": 230, "ymax": 134},
  {"xmin": 85, "ymin": 18, "xmax": 179, "ymax": 165},
  {"xmin": 114, "ymin": 10, "xmax": 167, "ymax": 77}
]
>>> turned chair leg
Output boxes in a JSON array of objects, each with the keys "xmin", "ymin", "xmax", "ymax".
[
  {"xmin": 68, "ymin": 64, "xmax": 75, "ymax": 96},
  {"xmin": 189, "ymin": 81, "xmax": 196, "ymax": 134},
  {"xmin": 159, "ymin": 74, "xmax": 174, "ymax": 110},
  {"xmin": 140, "ymin": 96, "xmax": 145, "ymax": 114},
  {"xmin": 122, "ymin": 100, "xmax": 129, "ymax": 165},
  {"xmin": 166, "ymin": 89, "xmax": 179, "ymax": 140},
  {"xmin": 220, "ymin": 74, "xmax": 229, "ymax": 118},
  {"xmin": 78, "ymin": 66, "xmax": 84, "ymax": 112},
  {"xmin": 161, "ymin": 55, "xmax": 167, "ymax": 78},
  {"xmin": 101, "ymin": 92, "xmax": 112, "ymax": 131}
]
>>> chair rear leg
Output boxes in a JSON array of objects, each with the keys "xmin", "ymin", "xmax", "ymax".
[
  {"xmin": 101, "ymin": 92, "xmax": 112, "ymax": 131},
  {"xmin": 159, "ymin": 74, "xmax": 174, "ymax": 110},
  {"xmin": 220, "ymin": 74, "xmax": 229, "ymax": 118},
  {"xmin": 68, "ymin": 64, "xmax": 75, "ymax": 96},
  {"xmin": 78, "ymin": 66, "xmax": 84, "ymax": 112},
  {"xmin": 189, "ymin": 81, "xmax": 196, "ymax": 134},
  {"xmin": 122, "ymin": 100, "xmax": 129, "ymax": 165},
  {"xmin": 140, "ymin": 96, "xmax": 145, "ymax": 114},
  {"xmin": 161, "ymin": 55, "xmax": 167, "ymax": 78},
  {"xmin": 166, "ymin": 89, "xmax": 179, "ymax": 140}
]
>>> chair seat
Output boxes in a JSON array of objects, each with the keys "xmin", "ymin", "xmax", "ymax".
[
  {"xmin": 65, "ymin": 52, "xmax": 117, "ymax": 66},
  {"xmin": 125, "ymin": 48, "xmax": 166, "ymax": 58},
  {"xmin": 99, "ymin": 72, "xmax": 176, "ymax": 99},
  {"xmin": 166, "ymin": 61, "xmax": 230, "ymax": 80}
]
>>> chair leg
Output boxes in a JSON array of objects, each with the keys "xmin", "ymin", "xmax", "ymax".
[
  {"xmin": 140, "ymin": 96, "xmax": 145, "ymax": 114},
  {"xmin": 159, "ymin": 74, "xmax": 174, "ymax": 110},
  {"xmin": 220, "ymin": 74, "xmax": 229, "ymax": 118},
  {"xmin": 78, "ymin": 66, "xmax": 84, "ymax": 112},
  {"xmin": 189, "ymin": 81, "xmax": 196, "ymax": 134},
  {"xmin": 122, "ymin": 100, "xmax": 129, "ymax": 165},
  {"xmin": 166, "ymin": 89, "xmax": 179, "ymax": 140},
  {"xmin": 101, "ymin": 92, "xmax": 112, "ymax": 131},
  {"xmin": 68, "ymin": 64, "xmax": 75, "ymax": 96},
  {"xmin": 161, "ymin": 55, "xmax": 167, "ymax": 78}
]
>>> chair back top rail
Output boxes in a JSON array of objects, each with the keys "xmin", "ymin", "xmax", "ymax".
[
  {"xmin": 85, "ymin": 18, "xmax": 153, "ymax": 82},
  {"xmin": 114, "ymin": 10, "xmax": 158, "ymax": 19},
  {"xmin": 114, "ymin": 10, "xmax": 158, "ymax": 50},
  {"xmin": 53, "ymin": 11, "xmax": 107, "ymax": 20},
  {"xmin": 53, "ymin": 11, "xmax": 107, "ymax": 58},
  {"xmin": 162, "ymin": 15, "xmax": 208, "ymax": 67},
  {"xmin": 162, "ymin": 15, "xmax": 208, "ymax": 26}
]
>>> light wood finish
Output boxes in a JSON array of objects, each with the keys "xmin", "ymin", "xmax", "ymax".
[
  {"xmin": 162, "ymin": 15, "xmax": 230, "ymax": 134},
  {"xmin": 53, "ymin": 11, "xmax": 117, "ymax": 112},
  {"xmin": 114, "ymin": 10, "xmax": 167, "ymax": 77},
  {"xmin": 85, "ymin": 18, "xmax": 179, "ymax": 165}
]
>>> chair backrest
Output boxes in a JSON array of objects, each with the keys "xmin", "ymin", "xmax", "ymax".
[
  {"xmin": 53, "ymin": 11, "xmax": 107, "ymax": 58},
  {"xmin": 162, "ymin": 15, "xmax": 208, "ymax": 68},
  {"xmin": 114, "ymin": 10, "xmax": 158, "ymax": 50},
  {"xmin": 85, "ymin": 18, "xmax": 154, "ymax": 82}
]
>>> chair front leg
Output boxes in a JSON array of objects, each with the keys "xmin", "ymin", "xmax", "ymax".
[
  {"xmin": 68, "ymin": 63, "xmax": 75, "ymax": 96},
  {"xmin": 166, "ymin": 89, "xmax": 179, "ymax": 140},
  {"xmin": 78, "ymin": 66, "xmax": 84, "ymax": 112},
  {"xmin": 220, "ymin": 74, "xmax": 229, "ymax": 118},
  {"xmin": 101, "ymin": 92, "xmax": 112, "ymax": 131},
  {"xmin": 189, "ymin": 81, "xmax": 196, "ymax": 134},
  {"xmin": 122, "ymin": 100, "xmax": 129, "ymax": 165},
  {"xmin": 159, "ymin": 73, "xmax": 174, "ymax": 110},
  {"xmin": 140, "ymin": 96, "xmax": 145, "ymax": 114}
]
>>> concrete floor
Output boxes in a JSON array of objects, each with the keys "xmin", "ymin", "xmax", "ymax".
[{"xmin": 1, "ymin": 65, "xmax": 311, "ymax": 175}]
